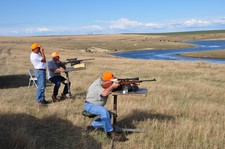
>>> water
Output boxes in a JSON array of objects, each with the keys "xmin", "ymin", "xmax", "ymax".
[{"xmin": 113, "ymin": 40, "xmax": 225, "ymax": 64}]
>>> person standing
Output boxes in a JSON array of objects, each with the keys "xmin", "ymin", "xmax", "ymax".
[
  {"xmin": 84, "ymin": 71, "xmax": 121, "ymax": 140},
  {"xmin": 48, "ymin": 52, "xmax": 70, "ymax": 102},
  {"xmin": 30, "ymin": 43, "xmax": 49, "ymax": 106}
]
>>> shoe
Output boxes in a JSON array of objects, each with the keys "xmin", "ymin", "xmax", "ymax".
[
  {"xmin": 107, "ymin": 131, "xmax": 121, "ymax": 141},
  {"xmin": 52, "ymin": 95, "xmax": 59, "ymax": 102},
  {"xmin": 41, "ymin": 99, "xmax": 50, "ymax": 104},
  {"xmin": 37, "ymin": 101, "xmax": 47, "ymax": 107},
  {"xmin": 60, "ymin": 93, "xmax": 66, "ymax": 100},
  {"xmin": 85, "ymin": 125, "xmax": 96, "ymax": 131}
]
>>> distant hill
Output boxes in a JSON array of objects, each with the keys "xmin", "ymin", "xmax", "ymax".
[{"xmin": 124, "ymin": 30, "xmax": 225, "ymax": 35}]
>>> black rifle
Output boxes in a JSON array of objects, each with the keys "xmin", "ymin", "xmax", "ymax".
[{"xmin": 63, "ymin": 58, "xmax": 94, "ymax": 66}]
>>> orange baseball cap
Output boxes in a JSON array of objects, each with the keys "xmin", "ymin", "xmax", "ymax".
[
  {"xmin": 102, "ymin": 71, "xmax": 114, "ymax": 81},
  {"xmin": 31, "ymin": 43, "xmax": 41, "ymax": 50},
  {"xmin": 52, "ymin": 52, "xmax": 60, "ymax": 58}
]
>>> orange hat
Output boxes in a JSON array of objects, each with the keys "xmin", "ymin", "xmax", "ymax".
[
  {"xmin": 102, "ymin": 71, "xmax": 114, "ymax": 81},
  {"xmin": 31, "ymin": 43, "xmax": 41, "ymax": 50},
  {"xmin": 52, "ymin": 52, "xmax": 60, "ymax": 58}
]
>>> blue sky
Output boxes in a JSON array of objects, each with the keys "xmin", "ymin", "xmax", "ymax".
[{"xmin": 1, "ymin": 0, "xmax": 225, "ymax": 36}]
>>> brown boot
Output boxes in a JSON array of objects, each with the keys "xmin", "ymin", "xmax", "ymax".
[
  {"xmin": 107, "ymin": 131, "xmax": 121, "ymax": 141},
  {"xmin": 60, "ymin": 93, "xmax": 66, "ymax": 100},
  {"xmin": 52, "ymin": 95, "xmax": 59, "ymax": 102}
]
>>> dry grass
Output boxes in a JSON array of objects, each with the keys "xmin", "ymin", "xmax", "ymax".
[
  {"xmin": 182, "ymin": 49, "xmax": 225, "ymax": 59},
  {"xmin": 0, "ymin": 33, "xmax": 225, "ymax": 149}
]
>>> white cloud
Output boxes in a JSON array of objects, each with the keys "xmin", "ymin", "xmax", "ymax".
[
  {"xmin": 164, "ymin": 17, "xmax": 225, "ymax": 32},
  {"xmin": 37, "ymin": 28, "xmax": 50, "ymax": 32},
  {"xmin": 81, "ymin": 25, "xmax": 103, "ymax": 31},
  {"xmin": 109, "ymin": 18, "xmax": 162, "ymax": 29},
  {"xmin": 1, "ymin": 17, "xmax": 225, "ymax": 36},
  {"xmin": 25, "ymin": 27, "xmax": 51, "ymax": 33},
  {"xmin": 183, "ymin": 19, "xmax": 211, "ymax": 27},
  {"xmin": 213, "ymin": 17, "xmax": 225, "ymax": 25},
  {"xmin": 9, "ymin": 31, "xmax": 19, "ymax": 34},
  {"xmin": 109, "ymin": 18, "xmax": 142, "ymax": 29}
]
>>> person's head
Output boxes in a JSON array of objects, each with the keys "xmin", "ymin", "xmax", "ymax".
[
  {"xmin": 52, "ymin": 52, "xmax": 60, "ymax": 62},
  {"xmin": 101, "ymin": 71, "xmax": 116, "ymax": 88},
  {"xmin": 31, "ymin": 43, "xmax": 41, "ymax": 53},
  {"xmin": 101, "ymin": 71, "xmax": 115, "ymax": 81}
]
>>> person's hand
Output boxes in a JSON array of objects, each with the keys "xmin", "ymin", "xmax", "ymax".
[
  {"xmin": 40, "ymin": 46, "xmax": 44, "ymax": 53},
  {"xmin": 55, "ymin": 59, "xmax": 61, "ymax": 63},
  {"xmin": 111, "ymin": 82, "xmax": 120, "ymax": 89},
  {"xmin": 59, "ymin": 67, "xmax": 65, "ymax": 72},
  {"xmin": 101, "ymin": 81, "xmax": 120, "ymax": 97}
]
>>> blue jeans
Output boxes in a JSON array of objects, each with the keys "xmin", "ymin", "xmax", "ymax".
[
  {"xmin": 84, "ymin": 102, "xmax": 113, "ymax": 133},
  {"xmin": 35, "ymin": 69, "xmax": 46, "ymax": 102},
  {"xmin": 49, "ymin": 76, "xmax": 68, "ymax": 97}
]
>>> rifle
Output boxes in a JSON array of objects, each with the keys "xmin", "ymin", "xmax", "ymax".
[
  {"xmin": 62, "ymin": 58, "xmax": 94, "ymax": 66},
  {"xmin": 116, "ymin": 78, "xmax": 156, "ymax": 85},
  {"xmin": 102, "ymin": 77, "xmax": 156, "ymax": 92}
]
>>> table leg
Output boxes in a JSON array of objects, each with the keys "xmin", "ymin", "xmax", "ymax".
[
  {"xmin": 113, "ymin": 95, "xmax": 117, "ymax": 125},
  {"xmin": 112, "ymin": 94, "xmax": 145, "ymax": 133},
  {"xmin": 65, "ymin": 72, "xmax": 72, "ymax": 99}
]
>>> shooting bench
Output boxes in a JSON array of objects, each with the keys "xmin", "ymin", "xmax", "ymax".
[{"xmin": 111, "ymin": 88, "xmax": 148, "ymax": 133}]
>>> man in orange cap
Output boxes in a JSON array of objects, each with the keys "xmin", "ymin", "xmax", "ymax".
[
  {"xmin": 47, "ymin": 52, "xmax": 70, "ymax": 102},
  {"xmin": 84, "ymin": 71, "xmax": 121, "ymax": 140},
  {"xmin": 30, "ymin": 43, "xmax": 49, "ymax": 106}
]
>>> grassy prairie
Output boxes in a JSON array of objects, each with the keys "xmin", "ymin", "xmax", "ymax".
[
  {"xmin": 0, "ymin": 32, "xmax": 225, "ymax": 149},
  {"xmin": 182, "ymin": 49, "xmax": 225, "ymax": 59}
]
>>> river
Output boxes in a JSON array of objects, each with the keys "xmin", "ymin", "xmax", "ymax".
[{"xmin": 113, "ymin": 40, "xmax": 225, "ymax": 64}]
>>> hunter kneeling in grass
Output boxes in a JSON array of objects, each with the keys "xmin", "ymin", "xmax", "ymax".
[{"xmin": 83, "ymin": 71, "xmax": 121, "ymax": 140}]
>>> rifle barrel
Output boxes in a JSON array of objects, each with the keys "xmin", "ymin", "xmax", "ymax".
[
  {"xmin": 79, "ymin": 58, "xmax": 95, "ymax": 61},
  {"xmin": 120, "ymin": 79, "xmax": 156, "ymax": 82},
  {"xmin": 119, "ymin": 79, "xmax": 156, "ymax": 85},
  {"xmin": 140, "ymin": 79, "xmax": 156, "ymax": 82}
]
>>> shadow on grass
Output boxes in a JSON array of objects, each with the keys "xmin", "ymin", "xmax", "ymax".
[
  {"xmin": 116, "ymin": 109, "xmax": 175, "ymax": 129},
  {"xmin": 0, "ymin": 74, "xmax": 29, "ymax": 89},
  {"xmin": 0, "ymin": 74, "xmax": 53, "ymax": 89},
  {"xmin": 0, "ymin": 113, "xmax": 101, "ymax": 149}
]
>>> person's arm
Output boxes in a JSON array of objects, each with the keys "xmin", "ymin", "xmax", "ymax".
[
  {"xmin": 101, "ymin": 82, "xmax": 119, "ymax": 97},
  {"xmin": 48, "ymin": 60, "xmax": 65, "ymax": 73},
  {"xmin": 50, "ymin": 67, "xmax": 65, "ymax": 73},
  {"xmin": 40, "ymin": 46, "xmax": 46, "ymax": 62}
]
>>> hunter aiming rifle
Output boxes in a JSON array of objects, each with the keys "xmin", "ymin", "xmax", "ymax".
[{"xmin": 102, "ymin": 77, "xmax": 156, "ymax": 93}]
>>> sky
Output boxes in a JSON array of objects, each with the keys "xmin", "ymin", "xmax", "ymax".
[{"xmin": 0, "ymin": 0, "xmax": 225, "ymax": 36}]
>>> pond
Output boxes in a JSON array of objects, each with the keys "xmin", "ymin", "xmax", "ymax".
[{"xmin": 113, "ymin": 40, "xmax": 225, "ymax": 64}]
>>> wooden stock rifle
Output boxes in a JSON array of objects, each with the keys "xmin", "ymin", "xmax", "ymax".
[
  {"xmin": 102, "ymin": 77, "xmax": 156, "ymax": 91},
  {"xmin": 116, "ymin": 78, "xmax": 156, "ymax": 85}
]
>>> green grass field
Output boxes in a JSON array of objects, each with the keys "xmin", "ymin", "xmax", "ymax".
[{"xmin": 0, "ymin": 31, "xmax": 225, "ymax": 149}]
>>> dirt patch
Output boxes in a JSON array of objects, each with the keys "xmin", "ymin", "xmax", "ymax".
[{"xmin": 82, "ymin": 47, "xmax": 118, "ymax": 53}]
